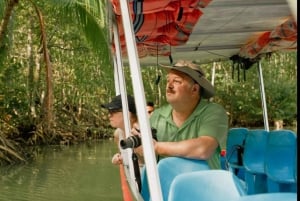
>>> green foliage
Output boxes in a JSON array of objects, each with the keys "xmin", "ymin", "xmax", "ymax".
[
  {"xmin": 202, "ymin": 52, "xmax": 297, "ymax": 127},
  {"xmin": 263, "ymin": 53, "xmax": 297, "ymax": 124},
  {"xmin": 0, "ymin": 0, "xmax": 113, "ymax": 149}
]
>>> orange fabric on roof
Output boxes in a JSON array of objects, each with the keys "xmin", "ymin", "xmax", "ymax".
[
  {"xmin": 110, "ymin": 0, "xmax": 211, "ymax": 15},
  {"xmin": 265, "ymin": 17, "xmax": 297, "ymax": 52},
  {"xmin": 116, "ymin": 10, "xmax": 180, "ymax": 37},
  {"xmin": 111, "ymin": 0, "xmax": 178, "ymax": 15},
  {"xmin": 117, "ymin": 8, "xmax": 202, "ymax": 45},
  {"xmin": 239, "ymin": 17, "xmax": 297, "ymax": 58},
  {"xmin": 111, "ymin": 0, "xmax": 211, "ymax": 58}
]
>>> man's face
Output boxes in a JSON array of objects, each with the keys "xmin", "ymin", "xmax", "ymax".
[
  {"xmin": 146, "ymin": 105, "xmax": 154, "ymax": 116},
  {"xmin": 166, "ymin": 70, "xmax": 196, "ymax": 104},
  {"xmin": 108, "ymin": 109, "xmax": 124, "ymax": 128}
]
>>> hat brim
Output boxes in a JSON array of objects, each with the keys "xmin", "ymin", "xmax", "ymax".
[
  {"xmin": 101, "ymin": 103, "xmax": 121, "ymax": 111},
  {"xmin": 159, "ymin": 64, "xmax": 215, "ymax": 99},
  {"xmin": 101, "ymin": 94, "xmax": 136, "ymax": 114}
]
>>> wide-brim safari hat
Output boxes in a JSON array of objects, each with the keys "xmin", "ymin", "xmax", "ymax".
[{"xmin": 160, "ymin": 60, "xmax": 215, "ymax": 99}]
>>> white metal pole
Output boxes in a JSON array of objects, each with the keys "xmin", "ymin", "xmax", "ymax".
[
  {"xmin": 209, "ymin": 62, "xmax": 216, "ymax": 102},
  {"xmin": 118, "ymin": 0, "xmax": 163, "ymax": 200},
  {"xmin": 257, "ymin": 61, "xmax": 269, "ymax": 131},
  {"xmin": 211, "ymin": 62, "xmax": 216, "ymax": 86},
  {"xmin": 112, "ymin": 18, "xmax": 131, "ymax": 138},
  {"xmin": 112, "ymin": 15, "xmax": 142, "ymax": 199},
  {"xmin": 113, "ymin": 58, "xmax": 120, "ymax": 95}
]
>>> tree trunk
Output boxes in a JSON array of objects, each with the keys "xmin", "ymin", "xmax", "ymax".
[
  {"xmin": 0, "ymin": 0, "xmax": 18, "ymax": 47},
  {"xmin": 32, "ymin": 3, "xmax": 54, "ymax": 135}
]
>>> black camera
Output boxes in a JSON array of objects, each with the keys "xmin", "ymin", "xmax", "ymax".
[{"xmin": 120, "ymin": 128, "xmax": 157, "ymax": 149}]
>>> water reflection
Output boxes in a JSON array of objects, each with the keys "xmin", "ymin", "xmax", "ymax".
[{"xmin": 0, "ymin": 140, "xmax": 122, "ymax": 201}]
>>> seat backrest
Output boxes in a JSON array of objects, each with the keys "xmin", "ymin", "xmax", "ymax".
[
  {"xmin": 168, "ymin": 170, "xmax": 246, "ymax": 201},
  {"xmin": 226, "ymin": 128, "xmax": 248, "ymax": 180},
  {"xmin": 294, "ymin": 139, "xmax": 297, "ymax": 183},
  {"xmin": 243, "ymin": 129, "xmax": 268, "ymax": 174},
  {"xmin": 243, "ymin": 129, "xmax": 268, "ymax": 194},
  {"xmin": 141, "ymin": 157, "xmax": 210, "ymax": 201},
  {"xmin": 226, "ymin": 128, "xmax": 248, "ymax": 167},
  {"xmin": 265, "ymin": 130, "xmax": 297, "ymax": 182},
  {"xmin": 158, "ymin": 157, "xmax": 210, "ymax": 201},
  {"xmin": 265, "ymin": 130, "xmax": 297, "ymax": 192}
]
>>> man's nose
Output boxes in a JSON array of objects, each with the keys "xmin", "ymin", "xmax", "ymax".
[{"xmin": 167, "ymin": 82, "xmax": 173, "ymax": 89}]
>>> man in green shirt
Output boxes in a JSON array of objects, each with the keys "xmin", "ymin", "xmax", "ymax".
[
  {"xmin": 139, "ymin": 60, "xmax": 228, "ymax": 200},
  {"xmin": 151, "ymin": 60, "xmax": 228, "ymax": 169}
]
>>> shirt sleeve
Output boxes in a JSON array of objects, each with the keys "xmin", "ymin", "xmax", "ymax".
[{"xmin": 197, "ymin": 103, "xmax": 228, "ymax": 149}]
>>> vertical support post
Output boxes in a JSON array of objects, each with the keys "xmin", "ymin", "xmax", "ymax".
[
  {"xmin": 117, "ymin": 0, "xmax": 163, "ymax": 200},
  {"xmin": 209, "ymin": 62, "xmax": 216, "ymax": 102},
  {"xmin": 112, "ymin": 16, "xmax": 131, "ymax": 138},
  {"xmin": 112, "ymin": 15, "xmax": 139, "ymax": 199},
  {"xmin": 257, "ymin": 61, "xmax": 269, "ymax": 131},
  {"xmin": 211, "ymin": 62, "xmax": 216, "ymax": 86}
]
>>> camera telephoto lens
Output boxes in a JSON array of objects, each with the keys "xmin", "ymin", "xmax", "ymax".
[
  {"xmin": 120, "ymin": 128, "xmax": 158, "ymax": 149},
  {"xmin": 120, "ymin": 135, "xmax": 142, "ymax": 149}
]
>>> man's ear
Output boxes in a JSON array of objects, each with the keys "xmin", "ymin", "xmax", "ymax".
[{"xmin": 192, "ymin": 84, "xmax": 200, "ymax": 92}]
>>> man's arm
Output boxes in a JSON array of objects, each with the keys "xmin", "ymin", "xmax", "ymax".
[{"xmin": 154, "ymin": 136, "xmax": 218, "ymax": 160}]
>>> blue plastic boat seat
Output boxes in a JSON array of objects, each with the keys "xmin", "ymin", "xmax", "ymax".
[
  {"xmin": 265, "ymin": 130, "xmax": 297, "ymax": 193},
  {"xmin": 267, "ymin": 180, "xmax": 297, "ymax": 192},
  {"xmin": 243, "ymin": 129, "xmax": 268, "ymax": 194},
  {"xmin": 232, "ymin": 193, "xmax": 297, "ymax": 201},
  {"xmin": 244, "ymin": 173, "xmax": 268, "ymax": 195},
  {"xmin": 141, "ymin": 157, "xmax": 210, "ymax": 201},
  {"xmin": 168, "ymin": 170, "xmax": 246, "ymax": 201},
  {"xmin": 295, "ymin": 150, "xmax": 297, "ymax": 182},
  {"xmin": 226, "ymin": 128, "xmax": 248, "ymax": 180}
]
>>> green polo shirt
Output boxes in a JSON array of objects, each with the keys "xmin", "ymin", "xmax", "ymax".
[{"xmin": 150, "ymin": 99, "xmax": 228, "ymax": 169}]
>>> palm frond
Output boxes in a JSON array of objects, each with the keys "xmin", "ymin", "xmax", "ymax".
[
  {"xmin": 47, "ymin": 0, "xmax": 111, "ymax": 66},
  {"xmin": 0, "ymin": 0, "xmax": 10, "ymax": 16}
]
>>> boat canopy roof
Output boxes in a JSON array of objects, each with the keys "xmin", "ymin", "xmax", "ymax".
[{"xmin": 111, "ymin": 0, "xmax": 297, "ymax": 65}]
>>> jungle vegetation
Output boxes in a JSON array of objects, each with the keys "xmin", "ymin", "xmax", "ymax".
[{"xmin": 0, "ymin": 0, "xmax": 297, "ymax": 165}]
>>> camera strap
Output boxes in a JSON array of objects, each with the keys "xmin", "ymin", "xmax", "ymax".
[{"xmin": 132, "ymin": 152, "xmax": 141, "ymax": 192}]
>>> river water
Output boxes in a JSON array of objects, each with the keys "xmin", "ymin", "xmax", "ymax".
[{"xmin": 0, "ymin": 140, "xmax": 123, "ymax": 201}]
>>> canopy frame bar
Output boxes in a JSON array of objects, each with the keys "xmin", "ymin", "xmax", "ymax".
[{"xmin": 257, "ymin": 61, "xmax": 270, "ymax": 131}]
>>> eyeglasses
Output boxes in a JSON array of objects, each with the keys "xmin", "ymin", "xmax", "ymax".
[{"xmin": 108, "ymin": 109, "xmax": 122, "ymax": 114}]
